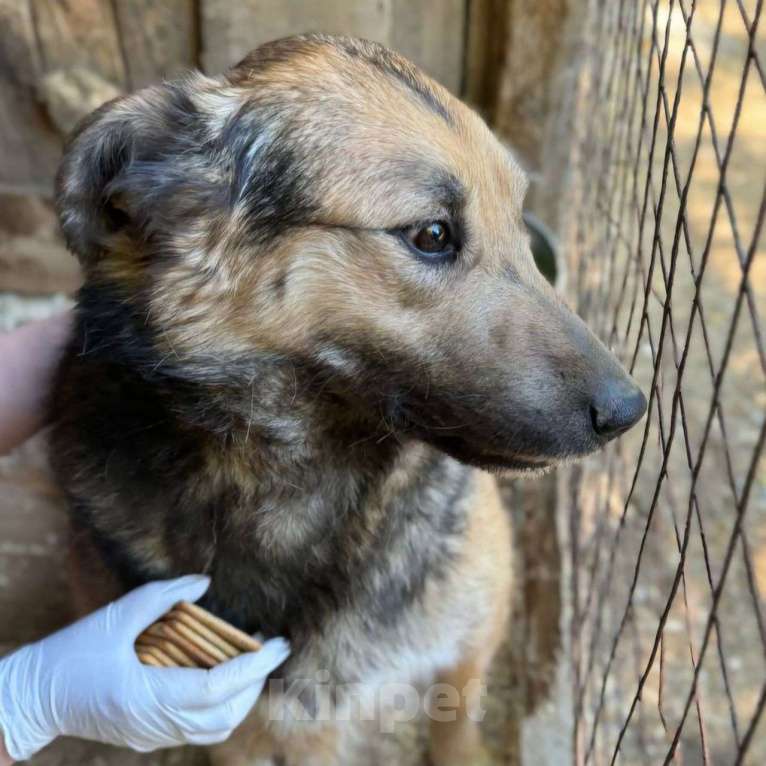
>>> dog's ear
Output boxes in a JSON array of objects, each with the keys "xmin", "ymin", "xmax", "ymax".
[
  {"xmin": 55, "ymin": 94, "xmax": 138, "ymax": 266},
  {"xmin": 55, "ymin": 77, "xmax": 228, "ymax": 269}
]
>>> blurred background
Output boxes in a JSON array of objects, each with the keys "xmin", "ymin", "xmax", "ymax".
[{"xmin": 0, "ymin": 1, "xmax": 763, "ymax": 764}]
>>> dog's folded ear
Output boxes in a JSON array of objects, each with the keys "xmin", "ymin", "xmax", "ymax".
[
  {"xmin": 55, "ymin": 77, "xmax": 226, "ymax": 269},
  {"xmin": 55, "ymin": 94, "xmax": 139, "ymax": 267}
]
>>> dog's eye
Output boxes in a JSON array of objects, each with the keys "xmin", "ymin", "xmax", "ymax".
[
  {"xmin": 413, "ymin": 221, "xmax": 449, "ymax": 252},
  {"xmin": 405, "ymin": 221, "xmax": 457, "ymax": 259}
]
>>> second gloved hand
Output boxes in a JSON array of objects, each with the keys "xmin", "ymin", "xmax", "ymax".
[{"xmin": 0, "ymin": 575, "xmax": 289, "ymax": 760}]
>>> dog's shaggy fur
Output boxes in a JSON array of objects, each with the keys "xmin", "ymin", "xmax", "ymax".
[{"xmin": 50, "ymin": 34, "xmax": 645, "ymax": 765}]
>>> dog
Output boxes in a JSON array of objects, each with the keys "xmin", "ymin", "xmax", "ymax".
[{"xmin": 49, "ymin": 34, "xmax": 646, "ymax": 765}]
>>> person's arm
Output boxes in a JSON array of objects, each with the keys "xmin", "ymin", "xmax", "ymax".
[
  {"xmin": 0, "ymin": 576, "xmax": 289, "ymax": 761},
  {"xmin": 0, "ymin": 312, "xmax": 73, "ymax": 761},
  {"xmin": 0, "ymin": 313, "xmax": 73, "ymax": 455}
]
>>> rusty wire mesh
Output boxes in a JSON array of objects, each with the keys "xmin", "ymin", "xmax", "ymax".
[{"xmin": 566, "ymin": 0, "xmax": 765, "ymax": 763}]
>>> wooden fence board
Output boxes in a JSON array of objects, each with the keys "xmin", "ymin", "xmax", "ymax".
[
  {"xmin": 113, "ymin": 0, "xmax": 197, "ymax": 88},
  {"xmin": 0, "ymin": 1, "xmax": 61, "ymax": 189},
  {"xmin": 390, "ymin": 0, "xmax": 465, "ymax": 94},
  {"xmin": 31, "ymin": 0, "xmax": 127, "ymax": 87},
  {"xmin": 201, "ymin": 0, "xmax": 390, "ymax": 75},
  {"xmin": 463, "ymin": 0, "xmax": 508, "ymax": 116},
  {"xmin": 200, "ymin": 0, "xmax": 466, "ymax": 93}
]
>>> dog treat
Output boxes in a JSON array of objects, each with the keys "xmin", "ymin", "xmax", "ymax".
[
  {"xmin": 168, "ymin": 608, "xmax": 239, "ymax": 658},
  {"xmin": 176, "ymin": 601, "xmax": 263, "ymax": 653},
  {"xmin": 165, "ymin": 617, "xmax": 229, "ymax": 664},
  {"xmin": 135, "ymin": 643, "xmax": 176, "ymax": 668},
  {"xmin": 137, "ymin": 632, "xmax": 197, "ymax": 668},
  {"xmin": 145, "ymin": 621, "xmax": 218, "ymax": 668},
  {"xmin": 135, "ymin": 600, "xmax": 262, "ymax": 669},
  {"xmin": 137, "ymin": 651, "xmax": 163, "ymax": 668}
]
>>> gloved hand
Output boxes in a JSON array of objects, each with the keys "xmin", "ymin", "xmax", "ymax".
[{"xmin": 0, "ymin": 575, "xmax": 289, "ymax": 761}]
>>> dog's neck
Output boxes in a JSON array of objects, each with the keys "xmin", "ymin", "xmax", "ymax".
[
  {"xmin": 70, "ymin": 294, "xmax": 468, "ymax": 637},
  {"xmin": 176, "ymin": 350, "xmax": 407, "ymax": 479},
  {"xmin": 160, "ymin": 357, "xmax": 463, "ymax": 638},
  {"xmin": 156, "ymin": 347, "xmax": 415, "ymax": 527},
  {"xmin": 80, "ymin": 282, "xmax": 416, "ymax": 503}
]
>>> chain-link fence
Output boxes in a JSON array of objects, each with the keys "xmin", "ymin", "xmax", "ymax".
[{"xmin": 565, "ymin": 0, "xmax": 765, "ymax": 763}]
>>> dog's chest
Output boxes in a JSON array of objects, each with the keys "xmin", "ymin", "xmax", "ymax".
[
  {"xmin": 201, "ymin": 451, "xmax": 473, "ymax": 642},
  {"xmin": 259, "ymin": 503, "xmax": 496, "ymax": 728}
]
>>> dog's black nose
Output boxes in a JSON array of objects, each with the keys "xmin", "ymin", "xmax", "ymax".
[{"xmin": 590, "ymin": 378, "xmax": 647, "ymax": 439}]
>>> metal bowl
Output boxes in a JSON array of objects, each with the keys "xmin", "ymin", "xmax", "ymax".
[{"xmin": 524, "ymin": 211, "xmax": 562, "ymax": 289}]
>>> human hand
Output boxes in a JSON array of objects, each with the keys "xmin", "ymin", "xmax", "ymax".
[{"xmin": 0, "ymin": 575, "xmax": 289, "ymax": 760}]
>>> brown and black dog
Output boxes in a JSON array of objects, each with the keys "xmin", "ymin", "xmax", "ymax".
[{"xmin": 50, "ymin": 34, "xmax": 646, "ymax": 765}]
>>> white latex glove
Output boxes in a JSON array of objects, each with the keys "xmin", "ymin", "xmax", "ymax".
[{"xmin": 0, "ymin": 575, "xmax": 289, "ymax": 761}]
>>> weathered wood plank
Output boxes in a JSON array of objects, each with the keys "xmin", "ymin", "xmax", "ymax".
[
  {"xmin": 0, "ymin": 1, "xmax": 62, "ymax": 189},
  {"xmin": 31, "ymin": 0, "xmax": 127, "ymax": 88},
  {"xmin": 201, "ymin": 0, "xmax": 467, "ymax": 92},
  {"xmin": 39, "ymin": 66, "xmax": 122, "ymax": 135},
  {"xmin": 0, "ymin": 438, "xmax": 71, "ymax": 647},
  {"xmin": 0, "ymin": 192, "xmax": 81, "ymax": 294},
  {"xmin": 390, "ymin": 0, "xmax": 466, "ymax": 94},
  {"xmin": 0, "ymin": 0, "xmax": 130, "ymax": 193},
  {"xmin": 112, "ymin": 0, "xmax": 197, "ymax": 88},
  {"xmin": 463, "ymin": 0, "xmax": 508, "ymax": 114},
  {"xmin": 200, "ymin": 0, "xmax": 391, "ymax": 75},
  {"xmin": 493, "ymin": 0, "xmax": 573, "ymax": 168}
]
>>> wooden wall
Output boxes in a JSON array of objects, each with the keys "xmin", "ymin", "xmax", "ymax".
[
  {"xmin": 0, "ymin": 0, "xmax": 197, "ymax": 293},
  {"xmin": 201, "ymin": 0, "xmax": 466, "ymax": 95},
  {"xmin": 0, "ymin": 0, "xmax": 484, "ymax": 296}
]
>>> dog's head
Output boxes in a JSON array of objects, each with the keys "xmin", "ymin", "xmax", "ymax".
[{"xmin": 56, "ymin": 34, "xmax": 645, "ymax": 472}]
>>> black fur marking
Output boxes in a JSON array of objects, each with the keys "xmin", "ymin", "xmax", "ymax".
[
  {"xmin": 372, "ymin": 59, "xmax": 453, "ymax": 125},
  {"xmin": 337, "ymin": 38, "xmax": 454, "ymax": 125},
  {"xmin": 221, "ymin": 103, "xmax": 319, "ymax": 244},
  {"xmin": 361, "ymin": 454, "xmax": 469, "ymax": 629},
  {"xmin": 74, "ymin": 281, "xmax": 159, "ymax": 370},
  {"xmin": 69, "ymin": 514, "xmax": 147, "ymax": 592},
  {"xmin": 504, "ymin": 263, "xmax": 521, "ymax": 283},
  {"xmin": 418, "ymin": 170, "xmax": 466, "ymax": 219},
  {"xmin": 271, "ymin": 268, "xmax": 288, "ymax": 300}
]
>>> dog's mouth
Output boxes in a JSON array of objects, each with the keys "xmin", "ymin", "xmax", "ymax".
[
  {"xmin": 469, "ymin": 451, "xmax": 554, "ymax": 474},
  {"xmin": 414, "ymin": 429, "xmax": 555, "ymax": 473},
  {"xmin": 389, "ymin": 401, "xmax": 590, "ymax": 474},
  {"xmin": 494, "ymin": 455, "xmax": 552, "ymax": 471}
]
